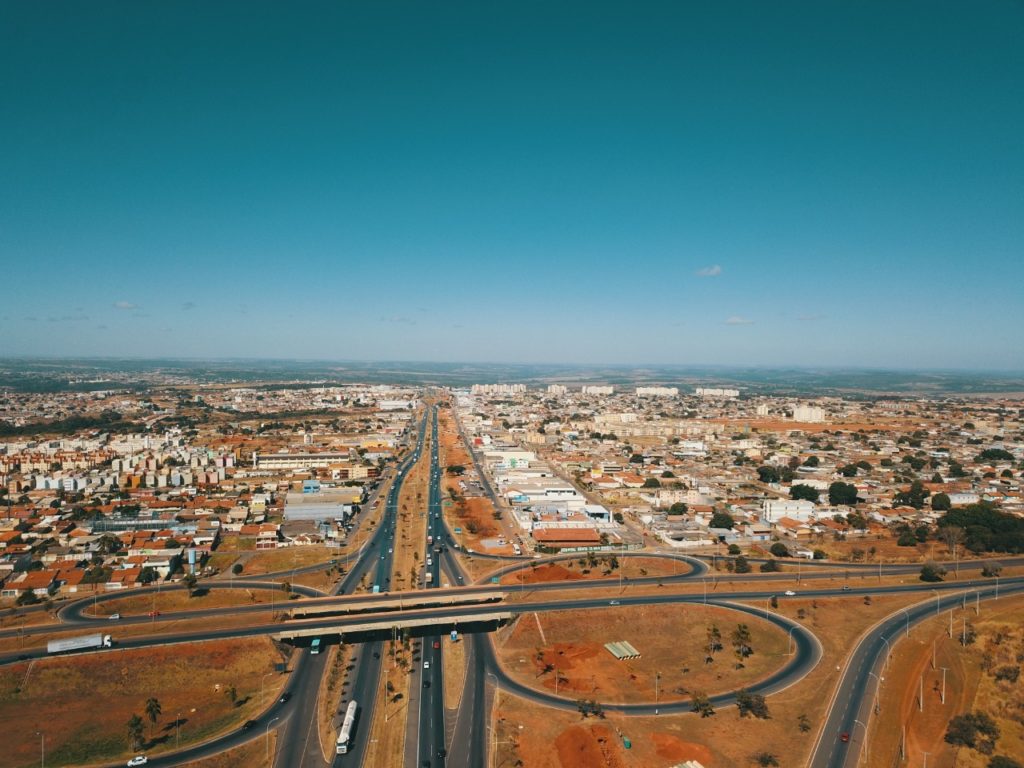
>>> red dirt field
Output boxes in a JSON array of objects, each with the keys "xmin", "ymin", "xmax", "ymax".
[
  {"xmin": 504, "ymin": 563, "xmax": 583, "ymax": 584},
  {"xmin": 555, "ymin": 724, "xmax": 625, "ymax": 768},
  {"xmin": 651, "ymin": 733, "xmax": 714, "ymax": 764}
]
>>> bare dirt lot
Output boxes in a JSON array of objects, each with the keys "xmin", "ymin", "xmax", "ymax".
[
  {"xmin": 496, "ymin": 556, "xmax": 686, "ymax": 587},
  {"xmin": 496, "ymin": 604, "xmax": 788, "ymax": 704},
  {"xmin": 493, "ymin": 592, "xmax": 942, "ymax": 767},
  {"xmin": 0, "ymin": 637, "xmax": 286, "ymax": 768}
]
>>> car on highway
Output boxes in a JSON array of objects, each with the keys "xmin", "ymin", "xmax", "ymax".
[
  {"xmin": 423, "ymin": 660, "xmax": 430, "ymax": 669},
  {"xmin": 438, "ymin": 748, "xmax": 447, "ymax": 758},
  {"xmin": 423, "ymin": 680, "xmax": 431, "ymax": 688},
  {"xmin": 148, "ymin": 610, "xmax": 160, "ymax": 618},
  {"xmin": 609, "ymin": 600, "xmax": 620, "ymax": 605},
  {"xmin": 840, "ymin": 732, "xmax": 850, "ymax": 743},
  {"xmin": 109, "ymin": 613, "xmax": 121, "ymax": 620},
  {"xmin": 279, "ymin": 692, "xmax": 291, "ymax": 703},
  {"xmin": 842, "ymin": 585, "xmax": 852, "ymax": 591},
  {"xmin": 242, "ymin": 720, "xmax": 257, "ymax": 730},
  {"xmin": 784, "ymin": 590, "xmax": 796, "ymax": 596},
  {"xmin": 127, "ymin": 757, "xmax": 148, "ymax": 767},
  {"xmin": 433, "ymin": 640, "xmax": 440, "ymax": 649}
]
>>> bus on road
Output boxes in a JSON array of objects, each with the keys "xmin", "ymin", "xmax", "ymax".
[
  {"xmin": 336, "ymin": 700, "xmax": 357, "ymax": 754},
  {"xmin": 311, "ymin": 637, "xmax": 322, "ymax": 655}
]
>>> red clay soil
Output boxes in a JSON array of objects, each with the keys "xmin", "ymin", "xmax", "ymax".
[
  {"xmin": 651, "ymin": 733, "xmax": 715, "ymax": 764},
  {"xmin": 536, "ymin": 642, "xmax": 602, "ymax": 693},
  {"xmin": 554, "ymin": 724, "xmax": 625, "ymax": 768},
  {"xmin": 450, "ymin": 495, "xmax": 500, "ymax": 539},
  {"xmin": 502, "ymin": 563, "xmax": 584, "ymax": 585}
]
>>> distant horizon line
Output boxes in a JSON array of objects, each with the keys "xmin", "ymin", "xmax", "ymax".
[{"xmin": 1, "ymin": 354, "xmax": 1023, "ymax": 376}]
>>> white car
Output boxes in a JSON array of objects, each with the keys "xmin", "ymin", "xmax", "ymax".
[
  {"xmin": 108, "ymin": 613, "xmax": 121, "ymax": 620},
  {"xmin": 784, "ymin": 590, "xmax": 796, "ymax": 596},
  {"xmin": 127, "ymin": 757, "xmax": 149, "ymax": 767},
  {"xmin": 423, "ymin": 660, "xmax": 430, "ymax": 669}
]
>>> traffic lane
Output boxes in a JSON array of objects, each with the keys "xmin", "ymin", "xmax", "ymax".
[
  {"xmin": 475, "ymin": 598, "xmax": 820, "ymax": 715},
  {"xmin": 816, "ymin": 581, "xmax": 1024, "ymax": 768},
  {"xmin": 332, "ymin": 640, "xmax": 383, "ymax": 766},
  {"xmin": 9, "ymin": 577, "xmax": 1023, "ymax": 667}
]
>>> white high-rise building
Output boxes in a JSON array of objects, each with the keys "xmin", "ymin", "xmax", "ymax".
[
  {"xmin": 636, "ymin": 386, "xmax": 678, "ymax": 397},
  {"xmin": 581, "ymin": 385, "xmax": 614, "ymax": 395},
  {"xmin": 792, "ymin": 404, "xmax": 826, "ymax": 423},
  {"xmin": 547, "ymin": 384, "xmax": 568, "ymax": 395},
  {"xmin": 695, "ymin": 387, "xmax": 739, "ymax": 398}
]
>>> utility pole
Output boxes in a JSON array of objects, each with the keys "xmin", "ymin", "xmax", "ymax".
[
  {"xmin": 948, "ymin": 610, "xmax": 953, "ymax": 639},
  {"xmin": 918, "ymin": 675, "xmax": 923, "ymax": 712},
  {"xmin": 931, "ymin": 639, "xmax": 936, "ymax": 670},
  {"xmin": 655, "ymin": 671, "xmax": 660, "ymax": 714},
  {"xmin": 923, "ymin": 751, "xmax": 930, "ymax": 768},
  {"xmin": 940, "ymin": 667, "xmax": 948, "ymax": 704}
]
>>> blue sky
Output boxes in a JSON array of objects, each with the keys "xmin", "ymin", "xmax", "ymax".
[{"xmin": 2, "ymin": 1, "xmax": 1022, "ymax": 369}]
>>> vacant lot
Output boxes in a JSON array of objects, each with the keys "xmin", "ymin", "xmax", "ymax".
[
  {"xmin": 497, "ymin": 604, "xmax": 788, "ymax": 704},
  {"xmin": 497, "ymin": 556, "xmax": 685, "ymax": 587},
  {"xmin": 493, "ymin": 593, "xmax": 938, "ymax": 767},
  {"xmin": 0, "ymin": 637, "xmax": 286, "ymax": 768}
]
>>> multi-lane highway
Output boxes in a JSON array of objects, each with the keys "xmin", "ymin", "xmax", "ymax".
[{"xmin": 3, "ymin": 402, "xmax": 1020, "ymax": 768}]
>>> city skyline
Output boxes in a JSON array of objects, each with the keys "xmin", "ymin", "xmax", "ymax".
[{"xmin": 2, "ymin": 1, "xmax": 1023, "ymax": 368}]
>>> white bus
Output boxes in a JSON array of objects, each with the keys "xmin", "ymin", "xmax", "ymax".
[{"xmin": 336, "ymin": 700, "xmax": 358, "ymax": 754}]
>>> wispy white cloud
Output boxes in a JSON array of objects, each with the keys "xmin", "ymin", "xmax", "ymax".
[
  {"xmin": 724, "ymin": 315, "xmax": 754, "ymax": 325},
  {"xmin": 696, "ymin": 264, "xmax": 722, "ymax": 277},
  {"xmin": 113, "ymin": 300, "xmax": 138, "ymax": 310}
]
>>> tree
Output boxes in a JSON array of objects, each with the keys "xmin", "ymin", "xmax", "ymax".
[
  {"xmin": 225, "ymin": 685, "xmax": 238, "ymax": 705},
  {"xmin": 798, "ymin": 713, "xmax": 811, "ymax": 733},
  {"xmin": 727, "ymin": 544, "xmax": 742, "ymax": 555},
  {"xmin": 839, "ymin": 464, "xmax": 858, "ymax": 477},
  {"xmin": 803, "ymin": 455, "xmax": 819, "ymax": 467},
  {"xmin": 989, "ymin": 757, "xmax": 1023, "ymax": 768},
  {"xmin": 939, "ymin": 524, "xmax": 966, "ymax": 554},
  {"xmin": 705, "ymin": 625, "xmax": 723, "ymax": 656},
  {"xmin": 790, "ymin": 484, "xmax": 819, "ymax": 502},
  {"xmin": 828, "ymin": 482, "xmax": 858, "ymax": 506},
  {"xmin": 668, "ymin": 502, "xmax": 688, "ymax": 515},
  {"xmin": 920, "ymin": 562, "xmax": 947, "ymax": 582},
  {"xmin": 945, "ymin": 711, "xmax": 999, "ymax": 752},
  {"xmin": 932, "ymin": 492, "xmax": 952, "ymax": 511},
  {"xmin": 894, "ymin": 480, "xmax": 930, "ymax": 510},
  {"xmin": 182, "ymin": 572, "xmax": 198, "ymax": 596},
  {"xmin": 127, "ymin": 714, "xmax": 145, "ymax": 751},
  {"xmin": 757, "ymin": 466, "xmax": 780, "ymax": 484},
  {"xmin": 751, "ymin": 752, "xmax": 780, "ymax": 766},
  {"xmin": 733, "ymin": 556, "xmax": 751, "ymax": 574},
  {"xmin": 760, "ymin": 560, "xmax": 781, "ymax": 573},
  {"xmin": 735, "ymin": 689, "xmax": 770, "ymax": 719},
  {"xmin": 769, "ymin": 542, "xmax": 790, "ymax": 558},
  {"xmin": 977, "ymin": 448, "xmax": 1014, "ymax": 463},
  {"xmin": 710, "ymin": 511, "xmax": 735, "ymax": 529},
  {"xmin": 897, "ymin": 530, "xmax": 917, "ymax": 547},
  {"xmin": 731, "ymin": 624, "xmax": 753, "ymax": 662},
  {"xmin": 145, "ymin": 697, "xmax": 162, "ymax": 738},
  {"xmin": 642, "ymin": 477, "xmax": 661, "ymax": 488},
  {"xmin": 691, "ymin": 692, "xmax": 715, "ymax": 717},
  {"xmin": 231, "ymin": 563, "xmax": 243, "ymax": 576}
]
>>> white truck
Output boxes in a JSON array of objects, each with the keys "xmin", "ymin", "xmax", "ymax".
[{"xmin": 47, "ymin": 633, "xmax": 112, "ymax": 654}]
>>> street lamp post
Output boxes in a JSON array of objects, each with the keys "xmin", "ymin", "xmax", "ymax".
[
  {"xmin": 940, "ymin": 667, "xmax": 949, "ymax": 704},
  {"xmin": 931, "ymin": 589, "xmax": 940, "ymax": 615},
  {"xmin": 854, "ymin": 719, "xmax": 868, "ymax": 765},
  {"xmin": 261, "ymin": 671, "xmax": 274, "ymax": 707},
  {"xmin": 655, "ymin": 671, "xmax": 660, "ymax": 715},
  {"xmin": 867, "ymin": 671, "xmax": 882, "ymax": 714},
  {"xmin": 176, "ymin": 711, "xmax": 181, "ymax": 749},
  {"xmin": 900, "ymin": 608, "xmax": 910, "ymax": 637},
  {"xmin": 486, "ymin": 672, "xmax": 501, "ymax": 768},
  {"xmin": 880, "ymin": 636, "xmax": 891, "ymax": 669},
  {"xmin": 765, "ymin": 596, "xmax": 775, "ymax": 619},
  {"xmin": 266, "ymin": 716, "xmax": 280, "ymax": 760},
  {"xmin": 788, "ymin": 626, "xmax": 796, "ymax": 655},
  {"xmin": 36, "ymin": 731, "xmax": 44, "ymax": 768}
]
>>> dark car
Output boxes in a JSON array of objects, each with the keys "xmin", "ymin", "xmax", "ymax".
[
  {"xmin": 840, "ymin": 732, "xmax": 850, "ymax": 743},
  {"xmin": 433, "ymin": 640, "xmax": 440, "ymax": 649},
  {"xmin": 242, "ymin": 720, "xmax": 257, "ymax": 730},
  {"xmin": 437, "ymin": 748, "xmax": 447, "ymax": 758},
  {"xmin": 423, "ymin": 680, "xmax": 431, "ymax": 688},
  {"xmin": 279, "ymin": 692, "xmax": 291, "ymax": 703}
]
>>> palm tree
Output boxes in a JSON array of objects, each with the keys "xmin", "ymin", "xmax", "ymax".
[
  {"xmin": 127, "ymin": 714, "xmax": 145, "ymax": 751},
  {"xmin": 144, "ymin": 697, "xmax": 162, "ymax": 738}
]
